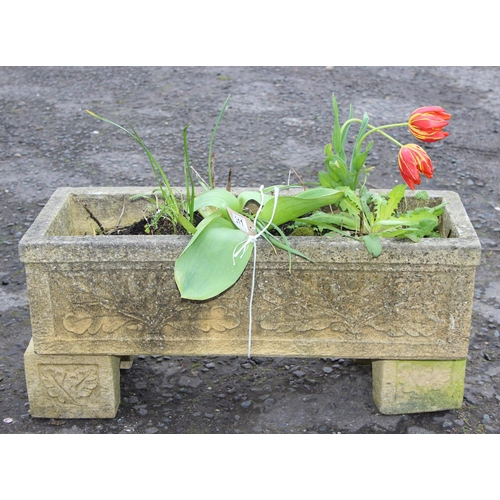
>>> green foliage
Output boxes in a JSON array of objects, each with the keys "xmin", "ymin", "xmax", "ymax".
[
  {"xmin": 307, "ymin": 96, "xmax": 446, "ymax": 256},
  {"xmin": 174, "ymin": 186, "xmax": 346, "ymax": 300},
  {"xmin": 296, "ymin": 183, "xmax": 446, "ymax": 256},
  {"xmin": 86, "ymin": 109, "xmax": 197, "ymax": 235},
  {"xmin": 174, "ymin": 214, "xmax": 253, "ymax": 300},
  {"xmin": 320, "ymin": 95, "xmax": 374, "ymax": 191},
  {"xmin": 87, "ymin": 96, "xmax": 231, "ymax": 235},
  {"xmin": 88, "ymin": 93, "xmax": 449, "ymax": 300},
  {"xmin": 362, "ymin": 234, "xmax": 382, "ymax": 257},
  {"xmin": 415, "ymin": 190, "xmax": 429, "ymax": 200},
  {"xmin": 206, "ymin": 95, "xmax": 231, "ymax": 189}
]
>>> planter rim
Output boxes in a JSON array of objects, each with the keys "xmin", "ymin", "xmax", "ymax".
[{"xmin": 19, "ymin": 186, "xmax": 482, "ymax": 266}]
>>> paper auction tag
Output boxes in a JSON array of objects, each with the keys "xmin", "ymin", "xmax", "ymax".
[{"xmin": 227, "ymin": 207, "xmax": 256, "ymax": 236}]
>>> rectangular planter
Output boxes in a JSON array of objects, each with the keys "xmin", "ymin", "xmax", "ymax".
[{"xmin": 19, "ymin": 186, "xmax": 481, "ymax": 416}]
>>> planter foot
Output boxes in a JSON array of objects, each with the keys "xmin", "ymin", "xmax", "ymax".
[
  {"xmin": 372, "ymin": 359, "xmax": 467, "ymax": 415},
  {"xmin": 120, "ymin": 355, "xmax": 135, "ymax": 370},
  {"xmin": 24, "ymin": 340, "xmax": 121, "ymax": 419}
]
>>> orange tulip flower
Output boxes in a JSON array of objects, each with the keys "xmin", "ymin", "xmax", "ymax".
[
  {"xmin": 398, "ymin": 144, "xmax": 434, "ymax": 190},
  {"xmin": 408, "ymin": 106, "xmax": 451, "ymax": 143}
]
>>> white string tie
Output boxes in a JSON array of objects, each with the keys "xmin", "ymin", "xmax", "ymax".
[
  {"xmin": 232, "ymin": 186, "xmax": 279, "ymax": 263},
  {"xmin": 231, "ymin": 186, "xmax": 280, "ymax": 358}
]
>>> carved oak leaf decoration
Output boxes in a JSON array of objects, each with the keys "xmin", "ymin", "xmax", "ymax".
[
  {"xmin": 260, "ymin": 316, "xmax": 332, "ymax": 334},
  {"xmin": 256, "ymin": 271, "xmax": 448, "ymax": 338},
  {"xmin": 40, "ymin": 365, "xmax": 99, "ymax": 404},
  {"xmin": 327, "ymin": 317, "xmax": 386, "ymax": 337},
  {"xmin": 62, "ymin": 306, "xmax": 94, "ymax": 335},
  {"xmin": 192, "ymin": 306, "xmax": 239, "ymax": 333},
  {"xmin": 398, "ymin": 364, "xmax": 451, "ymax": 394},
  {"xmin": 258, "ymin": 282, "xmax": 334, "ymax": 333},
  {"xmin": 63, "ymin": 306, "xmax": 140, "ymax": 336},
  {"xmin": 85, "ymin": 315, "xmax": 140, "ymax": 335}
]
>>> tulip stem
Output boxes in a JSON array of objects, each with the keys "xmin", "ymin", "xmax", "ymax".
[
  {"xmin": 341, "ymin": 118, "xmax": 408, "ymax": 156},
  {"xmin": 362, "ymin": 124, "xmax": 406, "ymax": 147}
]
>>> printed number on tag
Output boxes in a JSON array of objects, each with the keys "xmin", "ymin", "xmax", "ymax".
[{"xmin": 227, "ymin": 207, "xmax": 256, "ymax": 236}]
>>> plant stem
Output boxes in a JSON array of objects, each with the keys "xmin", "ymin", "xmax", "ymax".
[
  {"xmin": 182, "ymin": 124, "xmax": 195, "ymax": 225},
  {"xmin": 342, "ymin": 118, "xmax": 408, "ymax": 161},
  {"xmin": 207, "ymin": 95, "xmax": 231, "ymax": 189},
  {"xmin": 360, "ymin": 123, "xmax": 407, "ymax": 147}
]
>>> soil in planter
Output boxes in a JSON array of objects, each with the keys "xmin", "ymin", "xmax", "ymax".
[
  {"xmin": 111, "ymin": 217, "xmax": 191, "ymax": 236},
  {"xmin": 88, "ymin": 202, "xmax": 445, "ymax": 240},
  {"xmin": 103, "ymin": 213, "xmax": 446, "ymax": 239},
  {"xmin": 103, "ymin": 212, "xmax": 318, "ymax": 238},
  {"xmin": 93, "ymin": 208, "xmax": 204, "ymax": 236}
]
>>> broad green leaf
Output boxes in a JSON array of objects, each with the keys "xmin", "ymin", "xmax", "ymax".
[
  {"xmin": 324, "ymin": 142, "xmax": 333, "ymax": 162},
  {"xmin": 236, "ymin": 191, "xmax": 273, "ymax": 212},
  {"xmin": 193, "ymin": 188, "xmax": 239, "ymax": 214},
  {"xmin": 404, "ymin": 233, "xmax": 421, "ymax": 242},
  {"xmin": 351, "ymin": 150, "xmax": 368, "ymax": 175},
  {"xmin": 318, "ymin": 171, "xmax": 337, "ymax": 189},
  {"xmin": 362, "ymin": 234, "xmax": 382, "ymax": 257},
  {"xmin": 262, "ymin": 183, "xmax": 306, "ymax": 193},
  {"xmin": 174, "ymin": 217, "xmax": 252, "ymax": 300},
  {"xmin": 178, "ymin": 210, "xmax": 224, "ymax": 248},
  {"xmin": 328, "ymin": 158, "xmax": 352, "ymax": 187},
  {"xmin": 177, "ymin": 213, "xmax": 197, "ymax": 235},
  {"xmin": 323, "ymin": 148, "xmax": 352, "ymax": 187},
  {"xmin": 258, "ymin": 188, "xmax": 344, "ymax": 226},
  {"xmin": 376, "ymin": 227, "xmax": 421, "ymax": 239},
  {"xmin": 376, "ymin": 213, "xmax": 438, "ymax": 227}
]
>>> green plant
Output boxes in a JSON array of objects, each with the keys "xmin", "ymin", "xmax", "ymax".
[
  {"xmin": 309, "ymin": 95, "xmax": 450, "ymax": 256},
  {"xmin": 296, "ymin": 184, "xmax": 445, "ymax": 257},
  {"xmin": 174, "ymin": 185, "xmax": 345, "ymax": 299},
  {"xmin": 86, "ymin": 110, "xmax": 196, "ymax": 234},
  {"xmin": 87, "ymin": 94, "xmax": 452, "ymax": 300},
  {"xmin": 87, "ymin": 97, "xmax": 347, "ymax": 300},
  {"xmin": 86, "ymin": 95, "xmax": 231, "ymax": 234}
]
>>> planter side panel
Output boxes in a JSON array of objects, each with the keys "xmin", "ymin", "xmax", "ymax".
[{"xmin": 26, "ymin": 260, "xmax": 476, "ymax": 360}]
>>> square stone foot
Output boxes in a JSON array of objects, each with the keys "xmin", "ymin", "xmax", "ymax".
[
  {"xmin": 24, "ymin": 339, "xmax": 121, "ymax": 419},
  {"xmin": 372, "ymin": 359, "xmax": 467, "ymax": 415}
]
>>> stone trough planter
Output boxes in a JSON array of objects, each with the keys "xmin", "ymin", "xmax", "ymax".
[{"xmin": 19, "ymin": 187, "xmax": 481, "ymax": 418}]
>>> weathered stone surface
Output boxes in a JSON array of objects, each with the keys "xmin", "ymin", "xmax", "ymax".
[
  {"xmin": 372, "ymin": 359, "xmax": 467, "ymax": 414},
  {"xmin": 19, "ymin": 187, "xmax": 481, "ymax": 361},
  {"xmin": 24, "ymin": 339, "xmax": 121, "ymax": 418}
]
